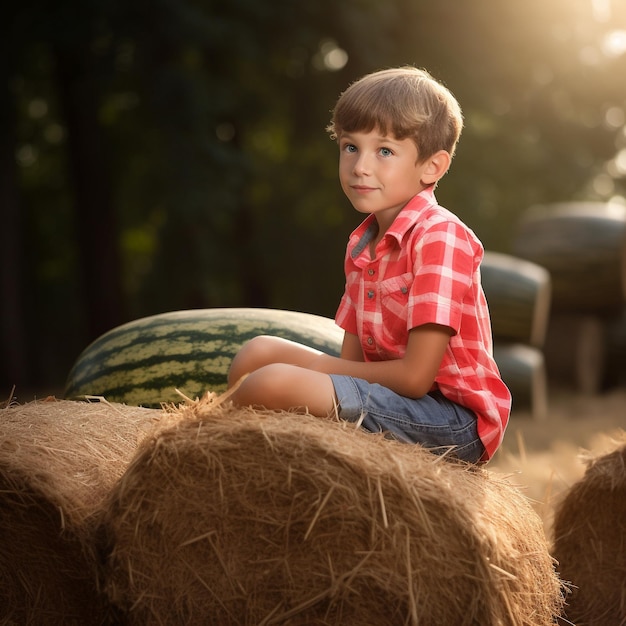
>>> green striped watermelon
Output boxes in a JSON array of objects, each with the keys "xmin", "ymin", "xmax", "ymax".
[{"xmin": 64, "ymin": 308, "xmax": 344, "ymax": 407}]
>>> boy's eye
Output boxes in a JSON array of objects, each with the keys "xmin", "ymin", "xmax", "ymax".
[{"xmin": 380, "ymin": 147, "xmax": 393, "ymax": 157}]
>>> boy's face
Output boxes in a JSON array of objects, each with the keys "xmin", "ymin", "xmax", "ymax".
[{"xmin": 337, "ymin": 129, "xmax": 433, "ymax": 223}]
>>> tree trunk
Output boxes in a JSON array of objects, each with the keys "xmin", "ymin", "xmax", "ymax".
[
  {"xmin": 0, "ymin": 43, "xmax": 28, "ymax": 392},
  {"xmin": 53, "ymin": 44, "xmax": 124, "ymax": 341}
]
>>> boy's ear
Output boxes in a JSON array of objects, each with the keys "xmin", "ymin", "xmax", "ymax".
[{"xmin": 421, "ymin": 150, "xmax": 452, "ymax": 185}]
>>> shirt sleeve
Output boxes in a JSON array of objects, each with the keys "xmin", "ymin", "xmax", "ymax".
[
  {"xmin": 335, "ymin": 243, "xmax": 360, "ymax": 335},
  {"xmin": 335, "ymin": 288, "xmax": 358, "ymax": 335}
]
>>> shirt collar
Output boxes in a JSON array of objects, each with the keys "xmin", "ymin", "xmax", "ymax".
[
  {"xmin": 350, "ymin": 187, "xmax": 437, "ymax": 255},
  {"xmin": 385, "ymin": 187, "xmax": 437, "ymax": 245}
]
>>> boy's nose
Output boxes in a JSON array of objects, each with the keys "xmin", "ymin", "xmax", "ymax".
[{"xmin": 352, "ymin": 153, "xmax": 370, "ymax": 176}]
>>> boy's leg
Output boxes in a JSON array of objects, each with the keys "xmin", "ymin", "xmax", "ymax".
[
  {"xmin": 228, "ymin": 335, "xmax": 323, "ymax": 387},
  {"xmin": 229, "ymin": 362, "xmax": 337, "ymax": 417},
  {"xmin": 330, "ymin": 375, "xmax": 485, "ymax": 463}
]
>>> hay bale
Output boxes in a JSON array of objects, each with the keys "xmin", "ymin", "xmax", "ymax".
[
  {"xmin": 552, "ymin": 434, "xmax": 626, "ymax": 626},
  {"xmin": 0, "ymin": 398, "xmax": 164, "ymax": 625},
  {"xmin": 512, "ymin": 202, "xmax": 626, "ymax": 315},
  {"xmin": 101, "ymin": 398, "xmax": 564, "ymax": 625},
  {"xmin": 493, "ymin": 342, "xmax": 548, "ymax": 419},
  {"xmin": 481, "ymin": 251, "xmax": 552, "ymax": 348}
]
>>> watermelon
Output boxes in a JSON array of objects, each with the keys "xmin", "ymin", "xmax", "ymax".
[{"xmin": 64, "ymin": 308, "xmax": 344, "ymax": 407}]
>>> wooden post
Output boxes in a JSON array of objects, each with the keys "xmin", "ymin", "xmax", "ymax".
[
  {"xmin": 543, "ymin": 314, "xmax": 606, "ymax": 395},
  {"xmin": 603, "ymin": 306, "xmax": 626, "ymax": 389}
]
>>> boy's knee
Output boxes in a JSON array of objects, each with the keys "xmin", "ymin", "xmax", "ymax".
[
  {"xmin": 239, "ymin": 335, "xmax": 274, "ymax": 359},
  {"xmin": 228, "ymin": 335, "xmax": 276, "ymax": 386},
  {"xmin": 230, "ymin": 363, "xmax": 289, "ymax": 407},
  {"xmin": 247, "ymin": 363, "xmax": 291, "ymax": 396}
]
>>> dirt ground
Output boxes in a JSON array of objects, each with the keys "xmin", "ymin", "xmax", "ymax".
[{"xmin": 488, "ymin": 385, "xmax": 626, "ymax": 539}]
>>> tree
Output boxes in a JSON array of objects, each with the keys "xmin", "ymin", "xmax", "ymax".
[
  {"xmin": 0, "ymin": 8, "xmax": 27, "ymax": 390},
  {"xmin": 2, "ymin": 0, "xmax": 625, "ymax": 395}
]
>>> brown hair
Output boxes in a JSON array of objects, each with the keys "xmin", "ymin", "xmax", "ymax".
[{"xmin": 327, "ymin": 66, "xmax": 463, "ymax": 162}]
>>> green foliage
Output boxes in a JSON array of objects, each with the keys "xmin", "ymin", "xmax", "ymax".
[{"xmin": 3, "ymin": 0, "xmax": 626, "ymax": 391}]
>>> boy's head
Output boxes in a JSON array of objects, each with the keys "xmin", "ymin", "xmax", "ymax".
[{"xmin": 327, "ymin": 66, "xmax": 463, "ymax": 164}]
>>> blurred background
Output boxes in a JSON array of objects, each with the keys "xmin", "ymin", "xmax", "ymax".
[{"xmin": 2, "ymin": 0, "xmax": 625, "ymax": 397}]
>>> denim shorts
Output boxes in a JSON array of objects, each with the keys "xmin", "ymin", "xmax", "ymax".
[{"xmin": 329, "ymin": 375, "xmax": 485, "ymax": 463}]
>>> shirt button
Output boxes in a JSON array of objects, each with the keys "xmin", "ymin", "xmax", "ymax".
[
  {"xmin": 367, "ymin": 337, "xmax": 374, "ymax": 345},
  {"xmin": 368, "ymin": 269, "xmax": 375, "ymax": 276},
  {"xmin": 401, "ymin": 286, "xmax": 408, "ymax": 294},
  {"xmin": 367, "ymin": 290, "xmax": 374, "ymax": 299}
]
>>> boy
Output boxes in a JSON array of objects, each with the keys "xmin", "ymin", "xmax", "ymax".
[{"xmin": 227, "ymin": 66, "xmax": 511, "ymax": 463}]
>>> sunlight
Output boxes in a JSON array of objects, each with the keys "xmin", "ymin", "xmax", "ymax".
[
  {"xmin": 611, "ymin": 148, "xmax": 626, "ymax": 176},
  {"xmin": 605, "ymin": 106, "xmax": 625, "ymax": 129},
  {"xmin": 312, "ymin": 39, "xmax": 348, "ymax": 72},
  {"xmin": 43, "ymin": 123, "xmax": 64, "ymax": 145},
  {"xmin": 591, "ymin": 0, "xmax": 611, "ymax": 22},
  {"xmin": 16, "ymin": 144, "xmax": 37, "ymax": 167},
  {"xmin": 590, "ymin": 0, "xmax": 626, "ymax": 58},
  {"xmin": 215, "ymin": 122, "xmax": 235, "ymax": 142},
  {"xmin": 602, "ymin": 29, "xmax": 626, "ymax": 57},
  {"xmin": 592, "ymin": 172, "xmax": 615, "ymax": 196},
  {"xmin": 28, "ymin": 99, "xmax": 47, "ymax": 119},
  {"xmin": 557, "ymin": 1, "xmax": 626, "ymax": 64}
]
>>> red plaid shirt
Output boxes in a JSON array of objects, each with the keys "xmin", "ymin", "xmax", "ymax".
[{"xmin": 335, "ymin": 188, "xmax": 510, "ymax": 459}]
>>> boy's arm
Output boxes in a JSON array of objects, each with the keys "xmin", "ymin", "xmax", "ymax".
[
  {"xmin": 340, "ymin": 331, "xmax": 365, "ymax": 361},
  {"xmin": 311, "ymin": 324, "xmax": 452, "ymax": 399}
]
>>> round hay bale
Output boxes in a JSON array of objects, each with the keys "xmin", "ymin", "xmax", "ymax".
[
  {"xmin": 101, "ymin": 399, "xmax": 564, "ymax": 625},
  {"xmin": 552, "ymin": 434, "xmax": 626, "ymax": 626},
  {"xmin": 481, "ymin": 251, "xmax": 552, "ymax": 348},
  {"xmin": 0, "ymin": 398, "xmax": 164, "ymax": 625},
  {"xmin": 512, "ymin": 202, "xmax": 626, "ymax": 315},
  {"xmin": 493, "ymin": 342, "xmax": 548, "ymax": 420}
]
